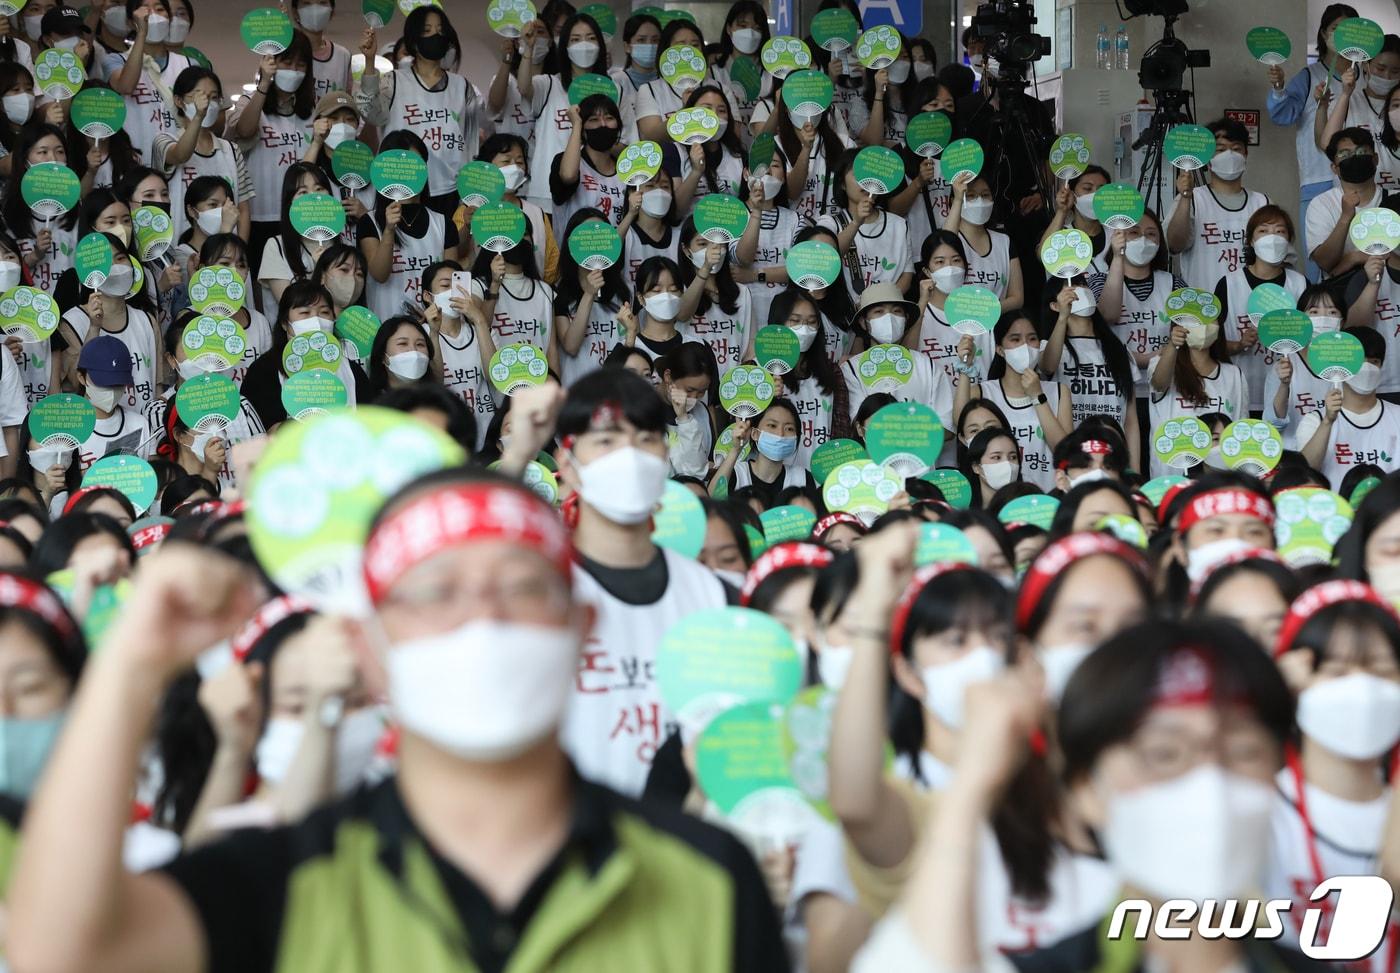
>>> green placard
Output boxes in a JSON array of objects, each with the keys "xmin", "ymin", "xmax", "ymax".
[
  {"xmin": 181, "ymin": 46, "xmax": 212, "ymax": 70},
  {"xmin": 240, "ymin": 7, "xmax": 294, "ymax": 55},
  {"xmin": 568, "ymin": 72, "xmax": 619, "ymax": 106},
  {"xmin": 131, "ymin": 205, "xmax": 173, "ymax": 261},
  {"xmin": 289, "ymin": 193, "xmax": 346, "ymax": 243},
  {"xmin": 74, "ymin": 232, "xmax": 114, "ymax": 289},
  {"xmin": 21, "ymin": 162, "xmax": 80, "ymax": 219},
  {"xmin": 693, "ymin": 193, "xmax": 750, "ymax": 244},
  {"xmin": 760, "ymin": 36, "xmax": 812, "ymax": 78},
  {"xmin": 282, "ymin": 331, "xmax": 344, "ymax": 376},
  {"xmin": 851, "ymin": 343, "xmax": 915, "ymax": 393},
  {"xmin": 1257, "ymin": 308, "xmax": 1313, "ymax": 354},
  {"xmin": 785, "ymin": 240, "xmax": 842, "ymax": 290},
  {"xmin": 579, "ymin": 3, "xmax": 616, "ymax": 36},
  {"xmin": 811, "ymin": 8, "xmax": 858, "ymax": 52},
  {"xmin": 332, "ymin": 139, "xmax": 373, "ymax": 191},
  {"xmin": 1164, "ymin": 286, "xmax": 1221, "ymax": 327},
  {"xmin": 1140, "ymin": 474, "xmax": 1189, "ymax": 509},
  {"xmin": 713, "ymin": 422, "xmax": 754, "ymax": 467},
  {"xmin": 1040, "ymin": 229, "xmax": 1094, "ymax": 279},
  {"xmin": 84, "ymin": 454, "xmax": 157, "ymax": 515},
  {"xmin": 1091, "ymin": 182, "xmax": 1145, "ymax": 230},
  {"xmin": 470, "ymin": 202, "xmax": 528, "ymax": 253},
  {"xmin": 1349, "ymin": 207, "xmax": 1400, "ymax": 255},
  {"xmin": 658, "ymin": 10, "xmax": 695, "ymax": 27},
  {"xmin": 188, "ymin": 267, "xmax": 247, "ymax": 316},
  {"xmin": 515, "ymin": 460, "xmax": 560, "ymax": 505},
  {"xmin": 659, "ymin": 45, "xmax": 707, "ymax": 93},
  {"xmin": 1164, "ymin": 124, "xmax": 1216, "ymax": 171},
  {"xmin": 852, "ymin": 145, "xmax": 904, "ymax": 195},
  {"xmin": 1098, "ymin": 513, "xmax": 1148, "ymax": 549},
  {"xmin": 567, "ymin": 219, "xmax": 622, "ymax": 270},
  {"xmin": 941, "ymin": 138, "xmax": 984, "ymax": 182},
  {"xmin": 945, "ymin": 285, "xmax": 1001, "ymax": 336},
  {"xmin": 616, "ymin": 140, "xmax": 664, "ymax": 187},
  {"xmin": 760, "ymin": 505, "xmax": 817, "ymax": 545},
  {"xmin": 1246, "ymin": 282, "xmax": 1296, "ymax": 325},
  {"xmin": 28, "ymin": 393, "xmax": 95, "ymax": 448},
  {"xmin": 1246, "ymin": 26, "xmax": 1292, "ymax": 65},
  {"xmin": 906, "ymin": 111, "xmax": 953, "ymax": 159},
  {"xmin": 488, "ymin": 342, "xmax": 550, "ymax": 394},
  {"xmin": 486, "ymin": 0, "xmax": 535, "ymax": 37},
  {"xmin": 822, "ymin": 458, "xmax": 903, "ymax": 524},
  {"xmin": 362, "ymin": 0, "xmax": 395, "ymax": 28},
  {"xmin": 247, "ymin": 407, "xmax": 466, "ymax": 609},
  {"xmin": 175, "ymin": 373, "xmax": 240, "ymax": 432},
  {"xmin": 1048, "ymin": 133, "xmax": 1091, "ymax": 180},
  {"xmin": 1307, "ymin": 331, "xmax": 1366, "ymax": 382},
  {"xmin": 921, "ymin": 468, "xmax": 972, "ymax": 509},
  {"xmin": 1351, "ymin": 476, "xmax": 1382, "ymax": 507},
  {"xmin": 335, "ymin": 306, "xmax": 381, "ymax": 360},
  {"xmin": 811, "ymin": 438, "xmax": 867, "ymax": 487},
  {"xmin": 997, "ymin": 494, "xmax": 1060, "ymax": 529},
  {"xmin": 1334, "ymin": 17, "xmax": 1383, "ymax": 62},
  {"xmin": 0, "ymin": 286, "xmax": 59, "ymax": 341},
  {"xmin": 0, "ymin": 0, "xmax": 25, "ymax": 14},
  {"xmin": 651, "ymin": 479, "xmax": 705, "ymax": 557},
  {"xmin": 754, "ymin": 326, "xmax": 802, "ymax": 375},
  {"xmin": 1218, "ymin": 418, "xmax": 1283, "ymax": 476},
  {"xmin": 182, "ymin": 315, "xmax": 248, "ymax": 371},
  {"xmin": 1152, "ymin": 416, "xmax": 1212, "ymax": 470},
  {"xmin": 914, "ymin": 522, "xmax": 978, "ymax": 567},
  {"xmin": 33, "ymin": 49, "xmax": 85, "ymax": 101},
  {"xmin": 667, "ymin": 105, "xmax": 722, "ymax": 144},
  {"xmin": 71, "ymin": 87, "xmax": 127, "ymax": 139},
  {"xmin": 657, "ymin": 606, "xmax": 803, "ymax": 722},
  {"xmin": 719, "ymin": 364, "xmax": 775, "ymax": 418},
  {"xmin": 456, "ymin": 161, "xmax": 506, "ymax": 208},
  {"xmin": 696, "ymin": 701, "xmax": 817, "ymax": 843},
  {"xmin": 855, "ymin": 25, "xmax": 901, "ymax": 69},
  {"xmin": 1275, "ymin": 488, "xmax": 1353, "ymax": 567},
  {"xmin": 398, "ymin": 0, "xmax": 439, "ymax": 15},
  {"xmin": 865, "ymin": 401, "xmax": 944, "ymax": 477},
  {"xmin": 281, "ymin": 369, "xmax": 348, "ymax": 420},
  {"xmin": 781, "ymin": 69, "xmax": 834, "ymax": 116},
  {"xmin": 729, "ymin": 55, "xmax": 763, "ymax": 102},
  {"xmin": 784, "ymin": 685, "xmax": 839, "ymax": 819},
  {"xmin": 748, "ymin": 132, "xmax": 776, "ymax": 175},
  {"xmin": 370, "ymin": 149, "xmax": 428, "ymax": 201}
]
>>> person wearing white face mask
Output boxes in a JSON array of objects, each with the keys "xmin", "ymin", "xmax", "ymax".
[
  {"xmin": 73, "ymin": 335, "xmax": 148, "ymax": 471},
  {"xmin": 630, "ymin": 21, "xmax": 740, "ymax": 145},
  {"xmin": 1306, "ymin": 126, "xmax": 1383, "ymax": 278},
  {"xmin": 1148, "ymin": 308, "xmax": 1247, "ymax": 477},
  {"xmin": 465, "ymin": 133, "xmax": 558, "ymax": 283},
  {"xmin": 858, "ymin": 48, "xmax": 914, "ymax": 148},
  {"xmin": 674, "ymin": 85, "xmax": 747, "ymax": 213},
  {"xmin": 289, "ymin": 0, "xmax": 351, "ymax": 100},
  {"xmin": 675, "ymin": 227, "xmax": 754, "ymax": 371},
  {"xmin": 60, "ymin": 244, "xmax": 163, "ymax": 415},
  {"xmin": 713, "ymin": 3, "xmax": 768, "ymax": 123},
  {"xmin": 557, "ymin": 209, "xmax": 634, "ymax": 387},
  {"xmin": 304, "ymin": 92, "xmax": 374, "ymax": 223},
  {"xmin": 417, "ymin": 260, "xmax": 498, "ymax": 449},
  {"xmin": 945, "ymin": 170, "xmax": 1024, "ymax": 312},
  {"xmin": 963, "ymin": 428, "xmax": 1021, "ymax": 507},
  {"xmin": 1268, "ymin": 581, "xmax": 1400, "ymax": 973},
  {"xmin": 104, "ymin": 0, "xmax": 193, "ymax": 165},
  {"xmin": 842, "ymin": 283, "xmax": 953, "ymax": 435},
  {"xmin": 1299, "ymin": 327, "xmax": 1400, "ymax": 490},
  {"xmin": 1092, "ymin": 211, "xmax": 1179, "ymax": 410},
  {"xmin": 764, "ymin": 289, "xmax": 846, "ymax": 471},
  {"xmin": 39, "ymin": 6, "xmax": 88, "ymax": 59},
  {"xmin": 732, "ymin": 157, "xmax": 801, "ymax": 329},
  {"xmin": 1264, "ymin": 286, "xmax": 1345, "ymax": 448},
  {"xmin": 151, "ymin": 68, "xmax": 250, "ymax": 243},
  {"xmin": 619, "ymin": 173, "xmax": 679, "ymax": 284},
  {"xmin": 1165, "ymin": 117, "xmax": 1268, "ymax": 292},
  {"xmin": 624, "ymin": 256, "xmax": 688, "ymax": 364},
  {"xmin": 553, "ymin": 96, "xmax": 629, "ymax": 235},
  {"xmin": 1344, "ymin": 199, "xmax": 1400, "ymax": 393},
  {"xmin": 609, "ymin": 11, "xmax": 662, "ymax": 100},
  {"xmin": 651, "ymin": 343, "xmax": 715, "ymax": 478},
  {"xmin": 369, "ymin": 316, "xmax": 437, "ymax": 396},
  {"xmin": 91, "ymin": 0, "xmax": 132, "ymax": 76},
  {"xmin": 911, "ymin": 231, "xmax": 994, "ymax": 385},
  {"xmin": 1318, "ymin": 44, "xmax": 1400, "ymax": 158},
  {"xmin": 1039, "ymin": 166, "xmax": 1111, "ymax": 267}
]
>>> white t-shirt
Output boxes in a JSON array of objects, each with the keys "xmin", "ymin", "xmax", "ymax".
[
  {"xmin": 1305, "ymin": 184, "xmax": 1383, "ymax": 266},
  {"xmin": 1052, "ymin": 336, "xmax": 1136, "ymax": 430},
  {"xmin": 471, "ymin": 275, "xmax": 556, "ymax": 354},
  {"xmin": 559, "ymin": 296, "xmax": 625, "ymax": 387},
  {"xmin": 913, "ymin": 302, "xmax": 992, "ymax": 383},
  {"xmin": 679, "ymin": 286, "xmax": 755, "ymax": 372},
  {"xmin": 436, "ymin": 322, "xmax": 495, "ymax": 452},
  {"xmin": 978, "ymin": 377, "xmax": 1066, "ymax": 491},
  {"xmin": 815, "ymin": 209, "xmax": 913, "ymax": 293}
]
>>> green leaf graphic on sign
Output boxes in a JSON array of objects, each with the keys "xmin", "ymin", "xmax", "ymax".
[
  {"xmin": 188, "ymin": 267, "xmax": 247, "ymax": 316},
  {"xmin": 659, "ymin": 45, "xmax": 706, "ymax": 94},
  {"xmin": 1245, "ymin": 282, "xmax": 1295, "ymax": 325},
  {"xmin": 0, "ymin": 286, "xmax": 59, "ymax": 341},
  {"xmin": 181, "ymin": 315, "xmax": 248, "ymax": 372},
  {"xmin": 780, "ymin": 69, "xmax": 833, "ymax": 117},
  {"xmin": 811, "ymin": 438, "xmax": 866, "ymax": 487},
  {"xmin": 132, "ymin": 205, "xmax": 173, "ymax": 261},
  {"xmin": 282, "ymin": 331, "xmax": 344, "ymax": 376},
  {"xmin": 851, "ymin": 344, "xmax": 915, "ymax": 393}
]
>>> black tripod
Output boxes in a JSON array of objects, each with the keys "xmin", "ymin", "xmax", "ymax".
[
  {"xmin": 1134, "ymin": 87, "xmax": 1194, "ymax": 218},
  {"xmin": 979, "ymin": 70, "xmax": 1056, "ymax": 219}
]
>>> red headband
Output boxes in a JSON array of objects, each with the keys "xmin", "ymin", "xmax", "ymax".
[
  {"xmin": 812, "ymin": 511, "xmax": 865, "ymax": 539},
  {"xmin": 1187, "ymin": 547, "xmax": 1284, "ymax": 602},
  {"xmin": 1015, "ymin": 532, "xmax": 1147, "ymax": 631},
  {"xmin": 889, "ymin": 562, "xmax": 974, "ymax": 655},
  {"xmin": 0, "ymin": 572, "xmax": 78, "ymax": 646},
  {"xmin": 1275, "ymin": 580, "xmax": 1398, "ymax": 657},
  {"xmin": 1157, "ymin": 481, "xmax": 1190, "ymax": 524},
  {"xmin": 1082, "ymin": 439, "xmax": 1112, "ymax": 455},
  {"xmin": 232, "ymin": 594, "xmax": 316, "ymax": 662},
  {"xmin": 1177, "ymin": 488, "xmax": 1274, "ymax": 536},
  {"xmin": 63, "ymin": 485, "xmax": 106, "ymax": 515},
  {"xmin": 740, "ymin": 542, "xmax": 833, "ymax": 606},
  {"xmin": 1154, "ymin": 646, "xmax": 1219, "ymax": 707},
  {"xmin": 363, "ymin": 483, "xmax": 573, "ymax": 604},
  {"xmin": 130, "ymin": 520, "xmax": 172, "ymax": 553}
]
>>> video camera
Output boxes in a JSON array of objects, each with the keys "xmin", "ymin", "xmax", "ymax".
[
  {"xmin": 971, "ymin": 0, "xmax": 1052, "ymax": 81},
  {"xmin": 1124, "ymin": 0, "xmax": 1210, "ymax": 92}
]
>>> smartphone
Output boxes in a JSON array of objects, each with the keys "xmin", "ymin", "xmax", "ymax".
[{"xmin": 451, "ymin": 270, "xmax": 473, "ymax": 300}]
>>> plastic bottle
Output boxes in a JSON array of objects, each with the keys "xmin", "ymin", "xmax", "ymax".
[
  {"xmin": 1116, "ymin": 27, "xmax": 1130, "ymax": 70},
  {"xmin": 1096, "ymin": 25, "xmax": 1110, "ymax": 69}
]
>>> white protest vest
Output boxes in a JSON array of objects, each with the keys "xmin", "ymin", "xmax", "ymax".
[
  {"xmin": 476, "ymin": 276, "xmax": 555, "ymax": 353},
  {"xmin": 1053, "ymin": 336, "xmax": 1132, "ymax": 429},
  {"xmin": 1113, "ymin": 269, "xmax": 1175, "ymax": 398},
  {"xmin": 978, "ymin": 377, "xmax": 1063, "ymax": 490},
  {"xmin": 526, "ymin": 75, "xmax": 572, "ymax": 210},
  {"xmin": 734, "ymin": 458, "xmax": 807, "ymax": 489},
  {"xmin": 365, "ymin": 209, "xmax": 445, "ymax": 322},
  {"xmin": 561, "ymin": 548, "xmax": 727, "ymax": 796},
  {"xmin": 15, "ymin": 338, "xmax": 55, "ymax": 406},
  {"xmin": 1147, "ymin": 357, "xmax": 1247, "ymax": 476},
  {"xmin": 679, "ymin": 286, "xmax": 754, "ymax": 372},
  {"xmin": 1343, "ymin": 85, "xmax": 1389, "ymax": 141},
  {"xmin": 1363, "ymin": 269, "xmax": 1400, "ymax": 394},
  {"xmin": 1265, "ymin": 352, "xmax": 1334, "ymax": 449},
  {"xmin": 386, "ymin": 65, "xmax": 474, "ymax": 197},
  {"xmin": 145, "ymin": 391, "xmax": 263, "ymax": 491},
  {"xmin": 311, "ymin": 44, "xmax": 351, "ymax": 102},
  {"xmin": 123, "ymin": 51, "xmax": 191, "ymax": 162},
  {"xmin": 822, "ymin": 308, "xmax": 854, "ymax": 363},
  {"xmin": 678, "ymin": 148, "xmax": 744, "ymax": 202},
  {"xmin": 19, "ymin": 224, "xmax": 77, "ymax": 298},
  {"xmin": 840, "ymin": 351, "xmax": 951, "ymax": 429},
  {"xmin": 780, "ymin": 137, "xmax": 835, "ymax": 223},
  {"xmin": 622, "ymin": 224, "xmax": 677, "ymax": 287},
  {"xmin": 788, "ymin": 373, "xmax": 834, "ymax": 473},
  {"xmin": 560, "ymin": 297, "xmax": 623, "ymax": 387},
  {"xmin": 914, "ymin": 302, "xmax": 992, "ymax": 383},
  {"xmin": 1219, "ymin": 266, "xmax": 1305, "ymax": 412},
  {"xmin": 165, "ymin": 137, "xmax": 242, "ymax": 243},
  {"xmin": 905, "ymin": 164, "xmax": 952, "ymax": 258},
  {"xmin": 817, "ymin": 209, "xmax": 910, "ymax": 292},
  {"xmin": 1174, "ymin": 186, "xmax": 1268, "ymax": 289},
  {"xmin": 1317, "ymin": 401, "xmax": 1400, "ymax": 489},
  {"xmin": 1378, "ymin": 142, "xmax": 1400, "ymax": 197},
  {"xmin": 960, "ymin": 229, "xmax": 1013, "ymax": 299},
  {"xmin": 68, "ymin": 307, "xmax": 159, "ymax": 414},
  {"xmin": 231, "ymin": 308, "xmax": 274, "ymax": 387},
  {"xmin": 437, "ymin": 325, "xmax": 495, "ymax": 452},
  {"xmin": 556, "ymin": 153, "xmax": 628, "ymax": 232},
  {"xmin": 78, "ymin": 405, "xmax": 148, "ymax": 471},
  {"xmin": 246, "ymin": 112, "xmax": 312, "ymax": 223}
]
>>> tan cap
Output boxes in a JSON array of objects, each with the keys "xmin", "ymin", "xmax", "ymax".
[
  {"xmin": 852, "ymin": 281, "xmax": 919, "ymax": 323},
  {"xmin": 315, "ymin": 90, "xmax": 360, "ymax": 119}
]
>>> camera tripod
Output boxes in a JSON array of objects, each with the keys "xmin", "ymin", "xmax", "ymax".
[{"xmin": 1134, "ymin": 86, "xmax": 1194, "ymax": 218}]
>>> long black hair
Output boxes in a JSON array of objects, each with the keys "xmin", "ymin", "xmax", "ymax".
[
  {"xmin": 683, "ymin": 84, "xmax": 745, "ymax": 196},
  {"xmin": 553, "ymin": 12, "xmax": 610, "ymax": 85},
  {"xmin": 371, "ymin": 129, "xmax": 429, "ymax": 228},
  {"xmin": 677, "ymin": 216, "xmax": 741, "ymax": 316},
  {"xmin": 792, "ymin": 224, "xmax": 855, "ymax": 334},
  {"xmin": 1050, "ymin": 284, "xmax": 1135, "ymax": 411},
  {"xmin": 1335, "ymin": 475, "xmax": 1400, "ymax": 582},
  {"xmin": 66, "ymin": 80, "xmax": 137, "ymax": 185},
  {"xmin": 2, "ymin": 123, "xmax": 72, "ymax": 238},
  {"xmin": 767, "ymin": 287, "xmax": 839, "ymax": 395},
  {"xmin": 555, "ymin": 207, "xmax": 630, "ymax": 314},
  {"xmin": 277, "ymin": 161, "xmax": 335, "ymax": 279}
]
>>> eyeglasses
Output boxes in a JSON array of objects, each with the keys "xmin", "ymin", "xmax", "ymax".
[{"xmin": 1336, "ymin": 147, "xmax": 1376, "ymax": 161}]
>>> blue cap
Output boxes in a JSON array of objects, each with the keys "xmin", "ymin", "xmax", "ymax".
[{"xmin": 77, "ymin": 335, "xmax": 132, "ymax": 387}]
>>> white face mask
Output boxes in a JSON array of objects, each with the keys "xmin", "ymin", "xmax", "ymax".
[
  {"xmin": 433, "ymin": 289, "xmax": 461, "ymax": 319},
  {"xmin": 166, "ymin": 17, "xmax": 190, "ymax": 44},
  {"xmin": 920, "ymin": 645, "xmax": 1003, "ymax": 729},
  {"xmin": 644, "ymin": 291, "xmax": 681, "ymax": 320},
  {"xmin": 1308, "ymin": 312, "xmax": 1341, "ymax": 334},
  {"xmin": 195, "ymin": 207, "xmax": 224, "ymax": 236},
  {"xmin": 325, "ymin": 122, "xmax": 357, "ymax": 150},
  {"xmin": 1103, "ymin": 764, "xmax": 1273, "ymax": 901},
  {"xmin": 1004, "ymin": 342, "xmax": 1040, "ymax": 374},
  {"xmin": 144, "ymin": 13, "xmax": 170, "ymax": 43},
  {"xmin": 641, "ymin": 188, "xmax": 671, "ymax": 217},
  {"xmin": 1184, "ymin": 322, "xmax": 1220, "ymax": 350},
  {"xmin": 1371, "ymin": 561, "xmax": 1400, "ymax": 606},
  {"xmin": 1391, "ymin": 108, "xmax": 1400, "ymax": 133},
  {"xmin": 298, "ymin": 3, "xmax": 333, "ymax": 31},
  {"xmin": 0, "ymin": 260, "xmax": 21, "ymax": 292},
  {"xmin": 867, "ymin": 311, "xmax": 906, "ymax": 345},
  {"xmin": 913, "ymin": 60, "xmax": 934, "ymax": 81},
  {"xmin": 818, "ymin": 644, "xmax": 854, "ymax": 689},
  {"xmin": 961, "ymin": 196, "xmax": 994, "ymax": 226},
  {"xmin": 289, "ymin": 315, "xmax": 333, "ymax": 336},
  {"xmin": 388, "ymin": 620, "xmax": 578, "ymax": 761},
  {"xmin": 1039, "ymin": 643, "xmax": 1092, "ymax": 704},
  {"xmin": 1068, "ymin": 467, "xmax": 1109, "ymax": 488},
  {"xmin": 885, "ymin": 59, "xmax": 911, "ymax": 84},
  {"xmin": 713, "ymin": 567, "xmax": 747, "ymax": 589},
  {"xmin": 498, "ymin": 163, "xmax": 527, "ymax": 192},
  {"xmin": 183, "ymin": 99, "xmax": 220, "ymax": 128},
  {"xmin": 85, "ymin": 385, "xmax": 119, "ymax": 412},
  {"xmin": 1185, "ymin": 536, "xmax": 1252, "ymax": 583},
  {"xmin": 790, "ymin": 324, "xmax": 817, "ymax": 352},
  {"xmin": 26, "ymin": 446, "xmax": 72, "ymax": 471},
  {"xmin": 1209, "ymin": 149, "xmax": 1247, "ymax": 180},
  {"xmin": 1074, "ymin": 192, "xmax": 1097, "ymax": 220},
  {"xmin": 1348, "ymin": 361, "xmax": 1383, "ymax": 395},
  {"xmin": 1252, "ymin": 233, "xmax": 1289, "ymax": 265},
  {"xmin": 689, "ymin": 247, "xmax": 711, "ymax": 269},
  {"xmin": 519, "ymin": 37, "xmax": 550, "ymax": 63},
  {"xmin": 176, "ymin": 358, "xmax": 208, "ymax": 380},
  {"xmin": 575, "ymin": 445, "xmax": 670, "ymax": 524},
  {"xmin": 731, "ymin": 27, "xmax": 761, "ymax": 54},
  {"xmin": 274, "ymin": 69, "xmax": 306, "ymax": 93},
  {"xmin": 53, "ymin": 36, "xmax": 81, "ymax": 51},
  {"xmin": 1070, "ymin": 286, "xmax": 1096, "ymax": 317},
  {"xmin": 931, "ymin": 265, "xmax": 965, "ymax": 294},
  {"xmin": 22, "ymin": 13, "xmax": 42, "ymax": 40},
  {"xmin": 1124, "ymin": 236, "xmax": 1158, "ymax": 266},
  {"xmin": 788, "ymin": 108, "xmax": 820, "ymax": 129},
  {"xmin": 103, "ymin": 6, "xmax": 129, "ymax": 33},
  {"xmin": 980, "ymin": 459, "xmax": 1015, "ymax": 490},
  {"xmin": 386, "ymin": 350, "xmax": 430, "ymax": 380},
  {"xmin": 567, "ymin": 41, "xmax": 599, "ymax": 67},
  {"xmin": 1297, "ymin": 672, "xmax": 1400, "ymax": 760},
  {"xmin": 3, "ymin": 92, "xmax": 33, "ymax": 126},
  {"xmin": 98, "ymin": 264, "xmax": 134, "ymax": 297},
  {"xmin": 325, "ymin": 274, "xmax": 359, "ymax": 308},
  {"xmin": 1369, "ymin": 73, "xmax": 1395, "ymax": 97},
  {"xmin": 758, "ymin": 174, "xmax": 783, "ymax": 201}
]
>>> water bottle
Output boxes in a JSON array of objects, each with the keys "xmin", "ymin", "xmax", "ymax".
[
  {"xmin": 1096, "ymin": 25, "xmax": 1110, "ymax": 69},
  {"xmin": 1116, "ymin": 27, "xmax": 1130, "ymax": 70}
]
